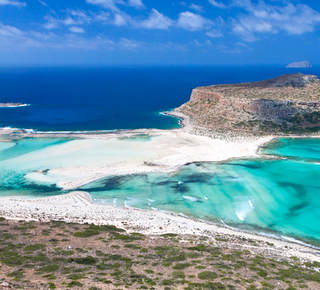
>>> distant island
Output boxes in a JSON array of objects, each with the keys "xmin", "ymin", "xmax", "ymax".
[
  {"xmin": 286, "ymin": 61, "xmax": 312, "ymax": 68},
  {"xmin": 176, "ymin": 73, "xmax": 320, "ymax": 136},
  {"xmin": 0, "ymin": 102, "xmax": 29, "ymax": 108}
]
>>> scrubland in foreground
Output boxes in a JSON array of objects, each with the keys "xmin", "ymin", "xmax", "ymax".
[{"xmin": 0, "ymin": 217, "xmax": 320, "ymax": 290}]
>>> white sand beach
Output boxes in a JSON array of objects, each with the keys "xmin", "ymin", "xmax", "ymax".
[{"xmin": 9, "ymin": 116, "xmax": 274, "ymax": 191}]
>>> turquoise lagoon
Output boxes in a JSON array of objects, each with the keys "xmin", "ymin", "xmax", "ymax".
[{"xmin": 1, "ymin": 137, "xmax": 320, "ymax": 245}]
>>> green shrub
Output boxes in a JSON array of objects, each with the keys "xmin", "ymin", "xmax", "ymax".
[
  {"xmin": 67, "ymin": 281, "xmax": 83, "ymax": 287},
  {"xmin": 36, "ymin": 264, "xmax": 60, "ymax": 273},
  {"xmin": 47, "ymin": 282, "xmax": 56, "ymax": 289},
  {"xmin": 74, "ymin": 229, "xmax": 100, "ymax": 238},
  {"xmin": 204, "ymin": 282, "xmax": 226, "ymax": 289},
  {"xmin": 172, "ymin": 270, "xmax": 185, "ymax": 279},
  {"xmin": 173, "ymin": 263, "xmax": 191, "ymax": 270},
  {"xmin": 7, "ymin": 271, "xmax": 24, "ymax": 281},
  {"xmin": 67, "ymin": 274, "xmax": 86, "ymax": 280},
  {"xmin": 67, "ymin": 256, "xmax": 97, "ymax": 265},
  {"xmin": 162, "ymin": 279, "xmax": 175, "ymax": 285},
  {"xmin": 198, "ymin": 271, "xmax": 217, "ymax": 280}
]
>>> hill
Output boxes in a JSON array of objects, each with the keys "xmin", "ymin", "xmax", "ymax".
[{"xmin": 176, "ymin": 73, "xmax": 320, "ymax": 136}]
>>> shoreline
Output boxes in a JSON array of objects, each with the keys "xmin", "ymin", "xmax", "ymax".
[
  {"xmin": 1, "ymin": 110, "xmax": 320, "ymax": 261},
  {"xmin": 0, "ymin": 191, "xmax": 319, "ymax": 263}
]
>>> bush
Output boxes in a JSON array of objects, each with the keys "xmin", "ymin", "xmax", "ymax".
[
  {"xmin": 198, "ymin": 271, "xmax": 217, "ymax": 280},
  {"xmin": 24, "ymin": 244, "xmax": 46, "ymax": 252},
  {"xmin": 67, "ymin": 281, "xmax": 83, "ymax": 287},
  {"xmin": 67, "ymin": 256, "xmax": 97, "ymax": 265},
  {"xmin": 172, "ymin": 270, "xmax": 185, "ymax": 279},
  {"xmin": 74, "ymin": 229, "xmax": 100, "ymax": 238},
  {"xmin": 36, "ymin": 264, "xmax": 60, "ymax": 273},
  {"xmin": 204, "ymin": 282, "xmax": 226, "ymax": 289},
  {"xmin": 173, "ymin": 263, "xmax": 191, "ymax": 270}
]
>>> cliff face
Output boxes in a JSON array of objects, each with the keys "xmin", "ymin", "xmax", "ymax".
[{"xmin": 177, "ymin": 73, "xmax": 320, "ymax": 135}]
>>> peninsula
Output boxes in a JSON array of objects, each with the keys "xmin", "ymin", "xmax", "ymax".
[{"xmin": 176, "ymin": 73, "xmax": 320, "ymax": 137}]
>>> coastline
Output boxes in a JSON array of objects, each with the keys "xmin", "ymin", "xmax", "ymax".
[
  {"xmin": 2, "ymin": 109, "xmax": 320, "ymax": 261},
  {"xmin": 0, "ymin": 191, "xmax": 319, "ymax": 263}
]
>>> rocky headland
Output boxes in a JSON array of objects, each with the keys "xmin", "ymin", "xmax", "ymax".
[{"xmin": 176, "ymin": 73, "xmax": 320, "ymax": 137}]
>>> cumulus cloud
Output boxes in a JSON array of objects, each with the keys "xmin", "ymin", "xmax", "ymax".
[
  {"xmin": 232, "ymin": 1, "xmax": 320, "ymax": 41},
  {"xmin": 0, "ymin": 0, "xmax": 26, "ymax": 7},
  {"xmin": 177, "ymin": 12, "xmax": 212, "ymax": 31},
  {"xmin": 139, "ymin": 9, "xmax": 172, "ymax": 29}
]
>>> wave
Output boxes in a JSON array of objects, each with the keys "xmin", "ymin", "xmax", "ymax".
[
  {"xmin": 280, "ymin": 235, "xmax": 320, "ymax": 249},
  {"xmin": 183, "ymin": 195, "xmax": 199, "ymax": 202},
  {"xmin": 233, "ymin": 198, "xmax": 254, "ymax": 221}
]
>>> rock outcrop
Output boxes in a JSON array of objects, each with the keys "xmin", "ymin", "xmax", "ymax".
[{"xmin": 177, "ymin": 73, "xmax": 320, "ymax": 135}]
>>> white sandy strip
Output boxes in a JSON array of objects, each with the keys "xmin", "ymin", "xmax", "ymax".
[
  {"xmin": 46, "ymin": 132, "xmax": 274, "ymax": 190},
  {"xmin": 0, "ymin": 191, "xmax": 319, "ymax": 263}
]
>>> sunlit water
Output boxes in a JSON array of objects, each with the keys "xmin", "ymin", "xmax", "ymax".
[{"xmin": 1, "ymin": 137, "xmax": 320, "ymax": 245}]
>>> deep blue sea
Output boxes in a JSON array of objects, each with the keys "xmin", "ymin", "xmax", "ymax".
[
  {"xmin": 0, "ymin": 65, "xmax": 319, "ymax": 131},
  {"xmin": 1, "ymin": 66, "xmax": 320, "ymax": 245}
]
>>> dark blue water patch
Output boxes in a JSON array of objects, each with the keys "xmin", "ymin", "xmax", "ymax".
[{"xmin": 170, "ymin": 183, "xmax": 190, "ymax": 194}]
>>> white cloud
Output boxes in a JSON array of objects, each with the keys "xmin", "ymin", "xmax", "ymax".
[
  {"xmin": 139, "ymin": 9, "xmax": 172, "ymax": 29},
  {"xmin": 232, "ymin": 1, "xmax": 320, "ymax": 41},
  {"xmin": 86, "ymin": 0, "xmax": 122, "ymax": 11},
  {"xmin": 43, "ymin": 10, "xmax": 104, "ymax": 30},
  {"xmin": 114, "ymin": 13, "xmax": 128, "ymax": 26},
  {"xmin": 177, "ymin": 11, "xmax": 212, "ymax": 31},
  {"xmin": 208, "ymin": 0, "xmax": 226, "ymax": 9},
  {"xmin": 0, "ymin": 23, "xmax": 22, "ymax": 36},
  {"xmin": 86, "ymin": 0, "xmax": 143, "ymax": 10},
  {"xmin": 0, "ymin": 0, "xmax": 26, "ymax": 7},
  {"xmin": 69, "ymin": 26, "xmax": 85, "ymax": 34},
  {"xmin": 38, "ymin": 0, "xmax": 48, "ymax": 7},
  {"xmin": 127, "ymin": 0, "xmax": 143, "ymax": 8},
  {"xmin": 206, "ymin": 29, "xmax": 223, "ymax": 38},
  {"xmin": 189, "ymin": 3, "xmax": 203, "ymax": 12},
  {"xmin": 117, "ymin": 38, "xmax": 140, "ymax": 49}
]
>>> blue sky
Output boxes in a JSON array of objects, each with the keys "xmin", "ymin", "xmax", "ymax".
[{"xmin": 1, "ymin": 0, "xmax": 320, "ymax": 65}]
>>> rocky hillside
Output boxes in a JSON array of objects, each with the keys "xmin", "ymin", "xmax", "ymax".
[{"xmin": 177, "ymin": 73, "xmax": 320, "ymax": 136}]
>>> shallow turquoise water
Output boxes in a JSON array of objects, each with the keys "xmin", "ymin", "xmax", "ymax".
[
  {"xmin": 0, "ymin": 138, "xmax": 69, "ymax": 197},
  {"xmin": 1, "ymin": 137, "xmax": 320, "ymax": 244},
  {"xmin": 262, "ymin": 138, "xmax": 320, "ymax": 162},
  {"xmin": 81, "ymin": 158, "xmax": 320, "ymax": 243}
]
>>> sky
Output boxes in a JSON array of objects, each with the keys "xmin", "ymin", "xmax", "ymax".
[{"xmin": 0, "ymin": 0, "xmax": 320, "ymax": 65}]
